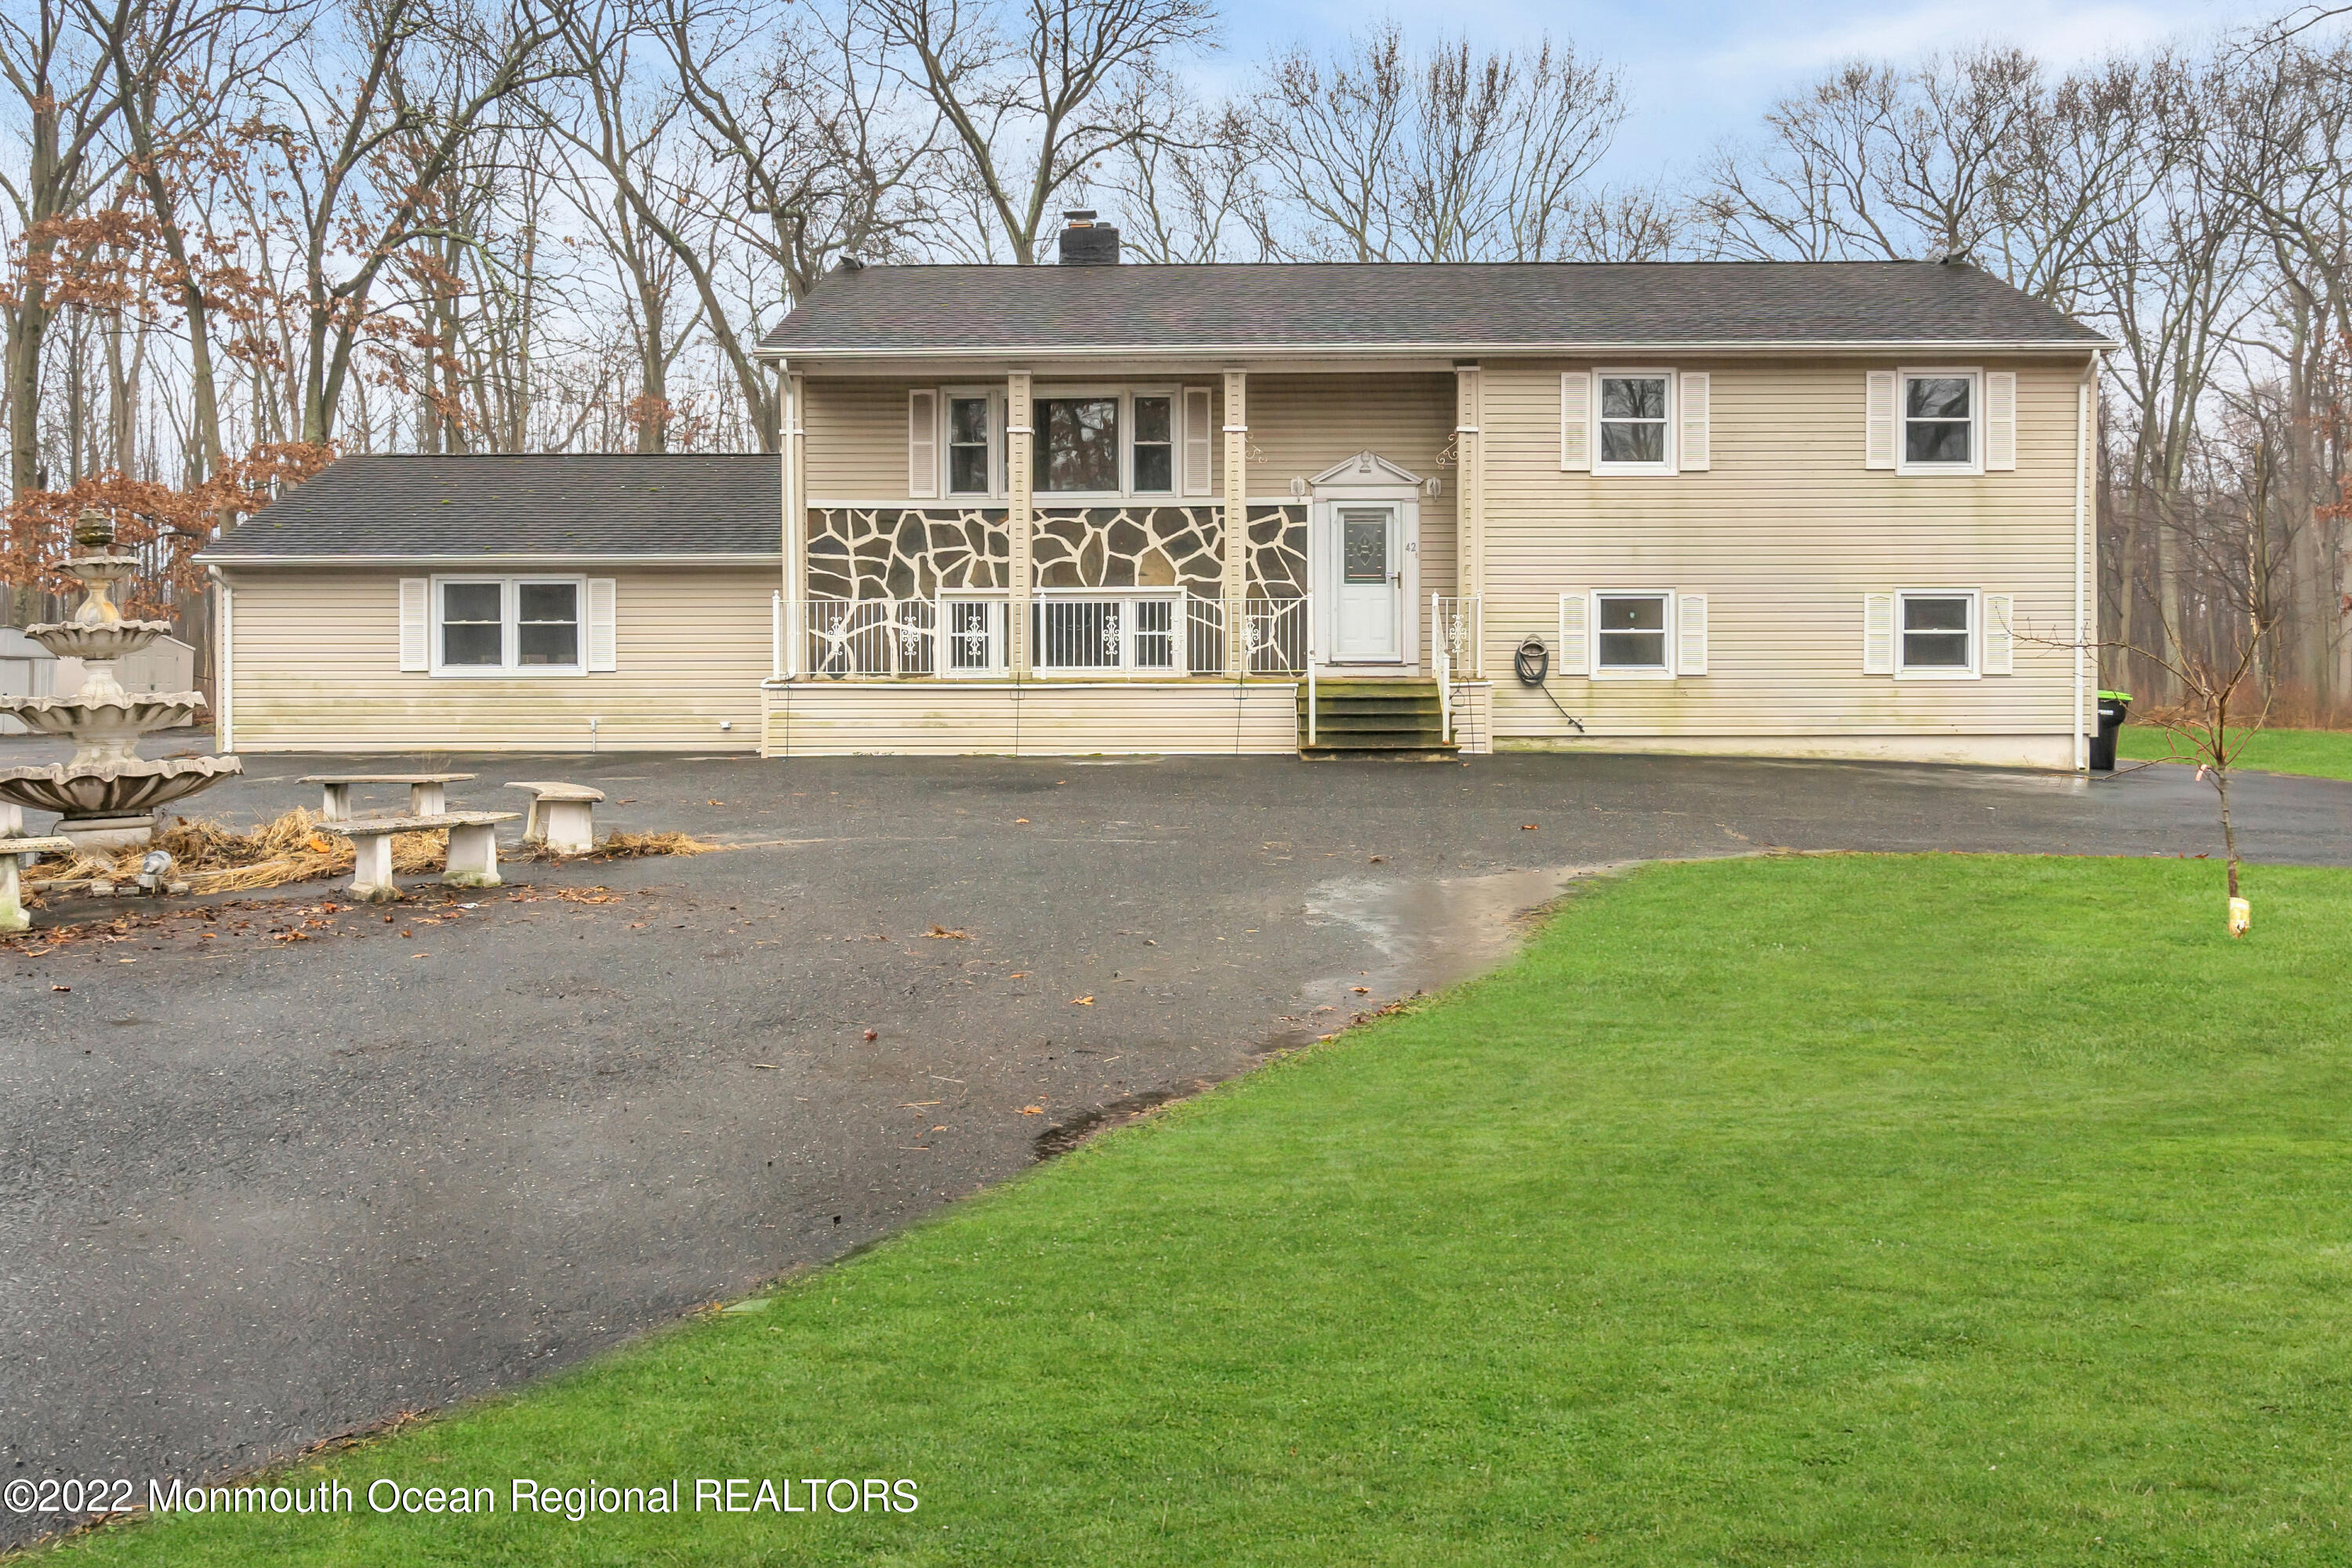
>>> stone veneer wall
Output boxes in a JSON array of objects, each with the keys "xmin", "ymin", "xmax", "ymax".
[{"xmin": 806, "ymin": 505, "xmax": 1308, "ymax": 602}]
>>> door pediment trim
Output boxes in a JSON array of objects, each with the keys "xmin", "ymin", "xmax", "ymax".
[{"xmin": 1309, "ymin": 450, "xmax": 1424, "ymax": 488}]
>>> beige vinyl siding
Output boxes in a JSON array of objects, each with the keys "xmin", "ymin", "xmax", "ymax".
[
  {"xmin": 1250, "ymin": 372, "xmax": 1458, "ymax": 631},
  {"xmin": 765, "ymin": 680, "xmax": 1297, "ymax": 756},
  {"xmin": 222, "ymin": 567, "xmax": 771, "ymax": 752},
  {"xmin": 806, "ymin": 379, "xmax": 925, "ymax": 497},
  {"xmin": 1478, "ymin": 357, "xmax": 2085, "ymax": 753}
]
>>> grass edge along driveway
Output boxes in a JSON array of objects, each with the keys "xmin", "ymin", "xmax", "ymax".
[
  {"xmin": 2117, "ymin": 723, "xmax": 2352, "ymax": 781},
  {"xmin": 45, "ymin": 854, "xmax": 2352, "ymax": 1567}
]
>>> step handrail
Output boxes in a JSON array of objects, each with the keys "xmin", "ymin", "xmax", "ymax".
[{"xmin": 1305, "ymin": 591, "xmax": 1317, "ymax": 750}]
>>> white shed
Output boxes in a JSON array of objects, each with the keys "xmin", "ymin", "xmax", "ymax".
[{"xmin": 0, "ymin": 626, "xmax": 196, "ymax": 732}]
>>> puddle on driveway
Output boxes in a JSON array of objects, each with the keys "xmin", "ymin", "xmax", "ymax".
[{"xmin": 1301, "ymin": 862, "xmax": 1608, "ymax": 1010}]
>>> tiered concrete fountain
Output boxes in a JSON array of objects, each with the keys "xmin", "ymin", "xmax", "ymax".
[{"xmin": 0, "ymin": 510, "xmax": 241, "ymax": 851}]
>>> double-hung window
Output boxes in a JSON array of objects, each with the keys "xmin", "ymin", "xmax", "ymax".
[
  {"xmin": 1595, "ymin": 591, "xmax": 1672, "ymax": 676},
  {"xmin": 1900, "ymin": 373, "xmax": 1976, "ymax": 472},
  {"xmin": 1898, "ymin": 591, "xmax": 1975, "ymax": 677},
  {"xmin": 1131, "ymin": 394, "xmax": 1175, "ymax": 493},
  {"xmin": 1595, "ymin": 371, "xmax": 1673, "ymax": 474},
  {"xmin": 433, "ymin": 578, "xmax": 583, "ymax": 674},
  {"xmin": 946, "ymin": 393, "xmax": 996, "ymax": 495}
]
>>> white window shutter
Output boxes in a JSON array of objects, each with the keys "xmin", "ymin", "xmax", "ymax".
[
  {"xmin": 1863, "ymin": 593, "xmax": 1895, "ymax": 673},
  {"xmin": 1675, "ymin": 593, "xmax": 1708, "ymax": 675},
  {"xmin": 1559, "ymin": 372, "xmax": 1591, "ymax": 471},
  {"xmin": 399, "ymin": 578, "xmax": 429, "ymax": 671},
  {"xmin": 1182, "ymin": 387, "xmax": 1213, "ymax": 495},
  {"xmin": 1678, "ymin": 372, "xmax": 1710, "ymax": 471},
  {"xmin": 1984, "ymin": 372, "xmax": 2017, "ymax": 471},
  {"xmin": 1865, "ymin": 372, "xmax": 1897, "ymax": 470},
  {"xmin": 908, "ymin": 389, "xmax": 938, "ymax": 499},
  {"xmin": 586, "ymin": 578, "xmax": 618, "ymax": 671},
  {"xmin": 1983, "ymin": 593, "xmax": 2014, "ymax": 674},
  {"xmin": 1556, "ymin": 592, "xmax": 1589, "ymax": 674}
]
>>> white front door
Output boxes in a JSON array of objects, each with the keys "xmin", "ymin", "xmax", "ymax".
[{"xmin": 1332, "ymin": 504, "xmax": 1402, "ymax": 662}]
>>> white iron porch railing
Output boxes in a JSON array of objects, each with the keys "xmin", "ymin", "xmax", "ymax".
[
  {"xmin": 1432, "ymin": 594, "xmax": 1483, "ymax": 746},
  {"xmin": 778, "ymin": 594, "xmax": 1309, "ymax": 681}
]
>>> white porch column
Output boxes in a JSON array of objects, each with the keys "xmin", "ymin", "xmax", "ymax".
[
  {"xmin": 781, "ymin": 369, "xmax": 807, "ymax": 677},
  {"xmin": 1454, "ymin": 362, "xmax": 1484, "ymax": 675},
  {"xmin": 1007, "ymin": 369, "xmax": 1034, "ymax": 675},
  {"xmin": 1221, "ymin": 368, "xmax": 1248, "ymax": 670}
]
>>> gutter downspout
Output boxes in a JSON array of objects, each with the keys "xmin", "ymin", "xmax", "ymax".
[
  {"xmin": 212, "ymin": 568, "xmax": 233, "ymax": 754},
  {"xmin": 2074, "ymin": 359, "xmax": 2094, "ymax": 774}
]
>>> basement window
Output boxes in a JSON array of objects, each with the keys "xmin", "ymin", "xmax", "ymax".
[
  {"xmin": 1897, "ymin": 592, "xmax": 1976, "ymax": 677},
  {"xmin": 1595, "ymin": 592, "xmax": 1671, "ymax": 676}
]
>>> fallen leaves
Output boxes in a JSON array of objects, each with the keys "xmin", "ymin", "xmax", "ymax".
[
  {"xmin": 1352, "ymin": 985, "xmax": 1370, "ymax": 994},
  {"xmin": 555, "ymin": 887, "xmax": 621, "ymax": 904},
  {"xmin": 1020, "ymin": 1105, "xmax": 1044, "ymax": 1116},
  {"xmin": 862, "ymin": 1029, "xmax": 879, "ymax": 1042},
  {"xmin": 925, "ymin": 925, "xmax": 970, "ymax": 939},
  {"xmin": 1069, "ymin": 996, "xmax": 1094, "ymax": 1006},
  {"xmin": 1014, "ymin": 818, "xmax": 1029, "ymax": 825},
  {"xmin": 49, "ymin": 984, "xmax": 68, "ymax": 993},
  {"xmin": 1522, "ymin": 823, "xmax": 1539, "ymax": 831},
  {"xmin": 750, "ymin": 1063, "xmax": 782, "ymax": 1070}
]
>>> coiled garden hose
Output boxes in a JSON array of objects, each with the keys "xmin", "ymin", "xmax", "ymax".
[{"xmin": 1514, "ymin": 636, "xmax": 1586, "ymax": 733}]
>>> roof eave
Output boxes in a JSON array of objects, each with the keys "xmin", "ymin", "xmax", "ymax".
[
  {"xmin": 198, "ymin": 550, "xmax": 784, "ymax": 567},
  {"xmin": 763, "ymin": 337, "xmax": 2118, "ymax": 365}
]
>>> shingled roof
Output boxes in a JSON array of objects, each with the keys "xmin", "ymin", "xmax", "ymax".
[
  {"xmin": 759, "ymin": 259, "xmax": 2110, "ymax": 361},
  {"xmin": 201, "ymin": 455, "xmax": 781, "ymax": 561}
]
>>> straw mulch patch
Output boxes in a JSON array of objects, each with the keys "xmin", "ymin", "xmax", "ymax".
[
  {"xmin": 581, "ymin": 829, "xmax": 714, "ymax": 859},
  {"xmin": 45, "ymin": 808, "xmax": 448, "ymax": 895},
  {"xmin": 36, "ymin": 811, "xmax": 716, "ymax": 894}
]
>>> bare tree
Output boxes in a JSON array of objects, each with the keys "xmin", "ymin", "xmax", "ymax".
[
  {"xmin": 866, "ymin": 0, "xmax": 1215, "ymax": 263},
  {"xmin": 256, "ymin": 0, "xmax": 563, "ymax": 445},
  {"xmin": 1253, "ymin": 27, "xmax": 1627, "ymax": 263},
  {"xmin": 1078, "ymin": 66, "xmax": 1265, "ymax": 262},
  {"xmin": 0, "ymin": 0, "xmax": 143, "ymax": 503}
]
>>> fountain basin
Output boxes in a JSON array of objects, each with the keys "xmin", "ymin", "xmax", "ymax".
[
  {"xmin": 0, "ymin": 692, "xmax": 208, "ymax": 765},
  {"xmin": 0, "ymin": 756, "xmax": 245, "ymax": 851},
  {"xmin": 24, "ymin": 619, "xmax": 174, "ymax": 660}
]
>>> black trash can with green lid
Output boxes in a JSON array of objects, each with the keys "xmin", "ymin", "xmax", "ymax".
[{"xmin": 2089, "ymin": 690, "xmax": 2131, "ymax": 771}]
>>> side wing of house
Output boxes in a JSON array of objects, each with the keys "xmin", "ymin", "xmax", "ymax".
[
  {"xmin": 216, "ymin": 564, "xmax": 775, "ymax": 753},
  {"xmin": 1471, "ymin": 356, "xmax": 2089, "ymax": 768}
]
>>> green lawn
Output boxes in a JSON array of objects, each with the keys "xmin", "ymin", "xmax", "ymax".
[
  {"xmin": 49, "ymin": 856, "xmax": 2352, "ymax": 1566},
  {"xmin": 2117, "ymin": 724, "xmax": 2352, "ymax": 781}
]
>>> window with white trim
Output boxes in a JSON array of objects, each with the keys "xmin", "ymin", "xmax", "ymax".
[
  {"xmin": 433, "ymin": 578, "xmax": 585, "ymax": 674},
  {"xmin": 1595, "ymin": 371, "xmax": 1675, "ymax": 474},
  {"xmin": 1897, "ymin": 591, "xmax": 1976, "ymax": 677},
  {"xmin": 1901, "ymin": 371, "xmax": 1978, "ymax": 471},
  {"xmin": 912, "ymin": 386, "xmax": 1206, "ymax": 499},
  {"xmin": 946, "ymin": 393, "xmax": 996, "ymax": 495},
  {"xmin": 1131, "ymin": 394, "xmax": 1174, "ymax": 493},
  {"xmin": 1595, "ymin": 591, "xmax": 1672, "ymax": 676}
]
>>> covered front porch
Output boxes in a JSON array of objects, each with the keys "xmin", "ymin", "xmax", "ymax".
[{"xmin": 762, "ymin": 360, "xmax": 1491, "ymax": 756}]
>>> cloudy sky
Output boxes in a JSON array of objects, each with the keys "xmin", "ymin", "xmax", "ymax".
[{"xmin": 1214, "ymin": 0, "xmax": 2266, "ymax": 184}]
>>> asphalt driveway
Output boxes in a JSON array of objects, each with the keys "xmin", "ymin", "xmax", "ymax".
[{"xmin": 4, "ymin": 740, "xmax": 2347, "ymax": 1547}]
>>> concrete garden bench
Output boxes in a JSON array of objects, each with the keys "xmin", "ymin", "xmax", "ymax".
[
  {"xmin": 503, "ymin": 782, "xmax": 606, "ymax": 855},
  {"xmin": 299, "ymin": 773, "xmax": 477, "ymax": 822},
  {"xmin": 1, "ymin": 834, "xmax": 74, "ymax": 931},
  {"xmin": 330, "ymin": 810, "xmax": 520, "ymax": 902}
]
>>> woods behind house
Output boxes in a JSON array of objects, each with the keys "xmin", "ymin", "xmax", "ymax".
[{"xmin": 0, "ymin": 0, "xmax": 2346, "ymax": 713}]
